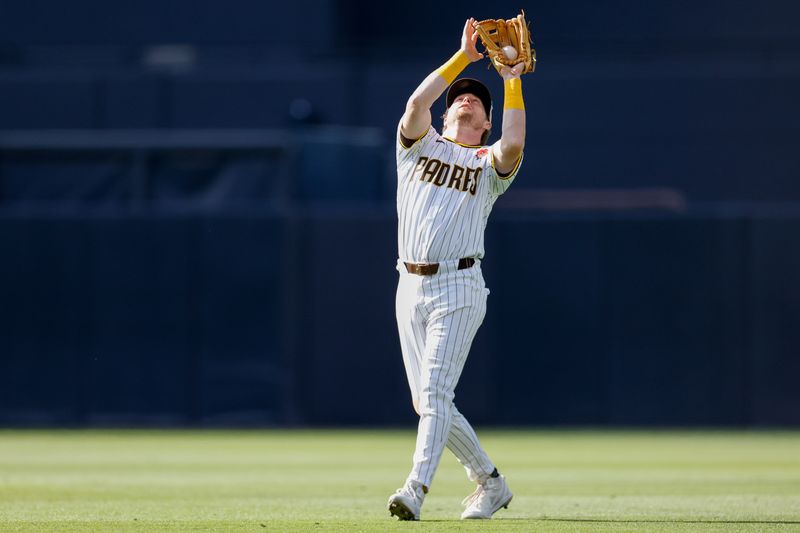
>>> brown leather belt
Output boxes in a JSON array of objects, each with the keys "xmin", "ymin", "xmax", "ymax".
[{"xmin": 404, "ymin": 257, "xmax": 475, "ymax": 276}]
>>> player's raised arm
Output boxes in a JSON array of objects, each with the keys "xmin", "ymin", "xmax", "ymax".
[
  {"xmin": 399, "ymin": 18, "xmax": 483, "ymax": 143},
  {"xmin": 491, "ymin": 62, "xmax": 526, "ymax": 174}
]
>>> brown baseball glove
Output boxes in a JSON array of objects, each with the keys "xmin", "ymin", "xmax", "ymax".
[{"xmin": 473, "ymin": 11, "xmax": 536, "ymax": 74}]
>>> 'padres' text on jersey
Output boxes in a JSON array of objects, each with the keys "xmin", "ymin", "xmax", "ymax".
[{"xmin": 396, "ymin": 126, "xmax": 523, "ymax": 263}]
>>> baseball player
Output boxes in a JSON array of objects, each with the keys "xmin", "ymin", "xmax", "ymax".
[{"xmin": 387, "ymin": 17, "xmax": 526, "ymax": 521}]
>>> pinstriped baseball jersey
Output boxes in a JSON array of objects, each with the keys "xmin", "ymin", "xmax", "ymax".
[{"xmin": 396, "ymin": 125, "xmax": 522, "ymax": 263}]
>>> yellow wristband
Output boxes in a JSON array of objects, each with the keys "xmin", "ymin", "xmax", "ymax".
[
  {"xmin": 504, "ymin": 78, "xmax": 525, "ymax": 110},
  {"xmin": 436, "ymin": 50, "xmax": 470, "ymax": 84}
]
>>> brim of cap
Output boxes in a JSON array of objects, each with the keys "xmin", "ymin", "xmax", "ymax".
[{"xmin": 446, "ymin": 78, "xmax": 493, "ymax": 119}]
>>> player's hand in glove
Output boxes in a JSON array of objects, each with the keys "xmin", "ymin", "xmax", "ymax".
[
  {"xmin": 473, "ymin": 11, "xmax": 536, "ymax": 74},
  {"xmin": 461, "ymin": 17, "xmax": 484, "ymax": 62},
  {"xmin": 498, "ymin": 62, "xmax": 526, "ymax": 81}
]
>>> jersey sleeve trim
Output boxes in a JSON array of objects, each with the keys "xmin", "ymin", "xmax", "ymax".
[
  {"xmin": 492, "ymin": 151, "xmax": 523, "ymax": 180},
  {"xmin": 398, "ymin": 126, "xmax": 431, "ymax": 150}
]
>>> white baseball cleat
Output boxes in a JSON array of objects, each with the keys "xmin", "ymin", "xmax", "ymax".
[
  {"xmin": 460, "ymin": 474, "xmax": 513, "ymax": 519},
  {"xmin": 387, "ymin": 479, "xmax": 426, "ymax": 521}
]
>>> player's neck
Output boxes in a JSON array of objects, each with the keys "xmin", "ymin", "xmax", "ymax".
[{"xmin": 443, "ymin": 124, "xmax": 484, "ymax": 147}]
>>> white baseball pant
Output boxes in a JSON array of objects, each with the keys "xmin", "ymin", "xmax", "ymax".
[{"xmin": 395, "ymin": 259, "xmax": 496, "ymax": 489}]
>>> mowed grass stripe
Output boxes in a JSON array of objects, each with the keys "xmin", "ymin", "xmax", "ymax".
[{"xmin": 0, "ymin": 430, "xmax": 798, "ymax": 532}]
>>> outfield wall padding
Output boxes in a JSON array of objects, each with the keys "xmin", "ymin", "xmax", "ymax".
[{"xmin": 1, "ymin": 212, "xmax": 798, "ymax": 426}]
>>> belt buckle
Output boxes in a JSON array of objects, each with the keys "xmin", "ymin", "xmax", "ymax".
[{"xmin": 405, "ymin": 261, "xmax": 437, "ymax": 276}]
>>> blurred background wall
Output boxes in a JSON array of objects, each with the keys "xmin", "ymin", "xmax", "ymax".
[{"xmin": 1, "ymin": 0, "xmax": 798, "ymax": 426}]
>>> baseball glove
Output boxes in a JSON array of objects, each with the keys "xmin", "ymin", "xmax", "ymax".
[{"xmin": 473, "ymin": 11, "xmax": 536, "ymax": 74}]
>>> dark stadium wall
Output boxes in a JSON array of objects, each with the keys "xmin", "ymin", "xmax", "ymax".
[
  {"xmin": 1, "ymin": 0, "xmax": 800, "ymax": 427},
  {"xmin": 1, "ymin": 212, "xmax": 799, "ymax": 426}
]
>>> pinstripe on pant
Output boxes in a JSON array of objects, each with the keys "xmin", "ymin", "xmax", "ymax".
[{"xmin": 395, "ymin": 260, "xmax": 496, "ymax": 489}]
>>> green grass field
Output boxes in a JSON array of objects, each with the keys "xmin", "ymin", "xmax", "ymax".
[{"xmin": 0, "ymin": 430, "xmax": 798, "ymax": 532}]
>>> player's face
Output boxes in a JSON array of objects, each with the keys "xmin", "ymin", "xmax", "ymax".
[
  {"xmin": 446, "ymin": 93, "xmax": 490, "ymax": 136},
  {"xmin": 451, "ymin": 93, "xmax": 487, "ymax": 122}
]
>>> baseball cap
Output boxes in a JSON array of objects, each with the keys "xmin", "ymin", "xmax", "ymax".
[{"xmin": 446, "ymin": 78, "xmax": 493, "ymax": 121}]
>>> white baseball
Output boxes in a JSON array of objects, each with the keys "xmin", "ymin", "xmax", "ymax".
[{"xmin": 502, "ymin": 46, "xmax": 518, "ymax": 61}]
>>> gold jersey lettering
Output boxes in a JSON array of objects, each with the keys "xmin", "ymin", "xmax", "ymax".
[
  {"xmin": 412, "ymin": 157, "xmax": 429, "ymax": 181},
  {"xmin": 412, "ymin": 156, "xmax": 481, "ymax": 196},
  {"xmin": 433, "ymin": 163, "xmax": 450, "ymax": 186},
  {"xmin": 421, "ymin": 158, "xmax": 441, "ymax": 182},
  {"xmin": 470, "ymin": 167, "xmax": 481, "ymax": 196},
  {"xmin": 448, "ymin": 165, "xmax": 465, "ymax": 190},
  {"xmin": 462, "ymin": 168, "xmax": 474, "ymax": 193}
]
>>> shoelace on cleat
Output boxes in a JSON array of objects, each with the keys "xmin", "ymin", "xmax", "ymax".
[{"xmin": 461, "ymin": 485, "xmax": 484, "ymax": 507}]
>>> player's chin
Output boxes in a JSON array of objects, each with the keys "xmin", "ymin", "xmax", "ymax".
[{"xmin": 456, "ymin": 109, "xmax": 473, "ymax": 120}]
